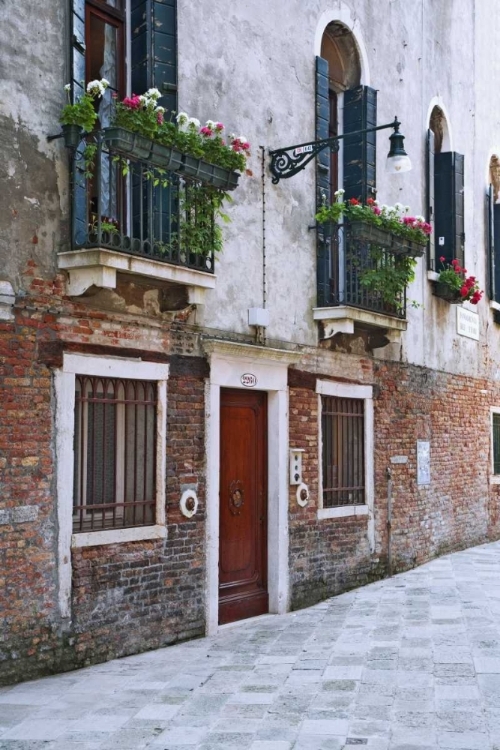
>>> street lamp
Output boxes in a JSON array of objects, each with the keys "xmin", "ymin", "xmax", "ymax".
[{"xmin": 269, "ymin": 116, "xmax": 411, "ymax": 184}]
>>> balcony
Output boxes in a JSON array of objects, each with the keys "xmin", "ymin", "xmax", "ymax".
[
  {"xmin": 314, "ymin": 220, "xmax": 409, "ymax": 342},
  {"xmin": 58, "ymin": 130, "xmax": 226, "ymax": 300}
]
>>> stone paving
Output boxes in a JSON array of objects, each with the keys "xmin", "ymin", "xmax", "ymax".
[{"xmin": 2, "ymin": 542, "xmax": 500, "ymax": 750}]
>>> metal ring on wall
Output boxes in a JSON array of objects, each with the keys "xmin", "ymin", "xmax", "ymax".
[
  {"xmin": 296, "ymin": 482, "xmax": 310, "ymax": 507},
  {"xmin": 180, "ymin": 489, "xmax": 198, "ymax": 518}
]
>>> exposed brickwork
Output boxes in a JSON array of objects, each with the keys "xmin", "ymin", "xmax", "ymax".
[
  {"xmin": 288, "ymin": 361, "xmax": 500, "ymax": 611},
  {"xmin": 0, "ymin": 276, "xmax": 207, "ymax": 685}
]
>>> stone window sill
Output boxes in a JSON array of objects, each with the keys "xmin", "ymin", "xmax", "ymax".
[
  {"xmin": 490, "ymin": 475, "xmax": 500, "ymax": 485},
  {"xmin": 317, "ymin": 505, "xmax": 369, "ymax": 520},
  {"xmin": 58, "ymin": 248, "xmax": 216, "ymax": 302},
  {"xmin": 313, "ymin": 306, "xmax": 407, "ymax": 340},
  {"xmin": 71, "ymin": 524, "xmax": 167, "ymax": 549}
]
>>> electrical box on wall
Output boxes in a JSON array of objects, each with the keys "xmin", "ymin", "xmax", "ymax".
[
  {"xmin": 289, "ymin": 448, "xmax": 305, "ymax": 485},
  {"xmin": 248, "ymin": 307, "xmax": 270, "ymax": 327}
]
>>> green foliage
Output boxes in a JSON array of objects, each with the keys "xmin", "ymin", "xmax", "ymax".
[
  {"xmin": 316, "ymin": 195, "xmax": 431, "ymax": 246},
  {"xmin": 358, "ymin": 248, "xmax": 417, "ymax": 308},
  {"xmin": 60, "ymin": 94, "xmax": 97, "ymax": 132}
]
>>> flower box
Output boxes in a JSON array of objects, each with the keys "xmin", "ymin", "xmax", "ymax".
[
  {"xmin": 432, "ymin": 282, "xmax": 463, "ymax": 303},
  {"xmin": 349, "ymin": 221, "xmax": 427, "ymax": 257},
  {"xmin": 180, "ymin": 154, "xmax": 240, "ymax": 190},
  {"xmin": 102, "ymin": 127, "xmax": 183, "ymax": 170},
  {"xmin": 349, "ymin": 221, "xmax": 393, "ymax": 248}
]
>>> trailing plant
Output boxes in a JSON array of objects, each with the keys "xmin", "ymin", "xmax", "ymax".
[
  {"xmin": 437, "ymin": 257, "xmax": 483, "ymax": 304},
  {"xmin": 316, "ymin": 191, "xmax": 432, "ymax": 246},
  {"xmin": 358, "ymin": 248, "xmax": 417, "ymax": 309},
  {"xmin": 60, "ymin": 79, "xmax": 109, "ymax": 132}
]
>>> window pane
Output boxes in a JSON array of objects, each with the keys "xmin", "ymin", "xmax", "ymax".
[
  {"xmin": 322, "ymin": 396, "xmax": 365, "ymax": 508},
  {"xmin": 493, "ymin": 413, "xmax": 500, "ymax": 475}
]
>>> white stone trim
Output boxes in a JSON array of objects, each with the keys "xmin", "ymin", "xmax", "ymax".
[
  {"xmin": 313, "ymin": 306, "xmax": 407, "ymax": 339},
  {"xmin": 316, "ymin": 380, "xmax": 375, "ymax": 551},
  {"xmin": 490, "ymin": 301, "xmax": 500, "ymax": 312},
  {"xmin": 54, "ymin": 352, "xmax": 169, "ymax": 621},
  {"xmin": 58, "ymin": 248, "xmax": 216, "ymax": 297},
  {"xmin": 72, "ymin": 524, "xmax": 167, "ymax": 548},
  {"xmin": 204, "ymin": 342, "xmax": 293, "ymax": 635},
  {"xmin": 318, "ymin": 504, "xmax": 369, "ymax": 520},
  {"xmin": 314, "ymin": 4, "xmax": 371, "ymax": 86}
]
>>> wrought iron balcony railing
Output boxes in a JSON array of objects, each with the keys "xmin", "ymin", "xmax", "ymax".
[
  {"xmin": 70, "ymin": 132, "xmax": 218, "ymax": 274},
  {"xmin": 317, "ymin": 220, "xmax": 407, "ymax": 319}
]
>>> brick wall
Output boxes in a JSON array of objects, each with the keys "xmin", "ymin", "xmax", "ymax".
[
  {"xmin": 288, "ymin": 361, "xmax": 500, "ymax": 611},
  {"xmin": 0, "ymin": 281, "xmax": 207, "ymax": 685}
]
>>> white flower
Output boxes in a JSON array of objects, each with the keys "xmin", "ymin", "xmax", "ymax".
[
  {"xmin": 334, "ymin": 189, "xmax": 345, "ymax": 196},
  {"xmin": 64, "ymin": 83, "xmax": 71, "ymax": 92},
  {"xmin": 415, "ymin": 215, "xmax": 425, "ymax": 222},
  {"xmin": 187, "ymin": 117, "xmax": 200, "ymax": 129},
  {"xmin": 205, "ymin": 119, "xmax": 216, "ymax": 130},
  {"xmin": 145, "ymin": 87, "xmax": 161, "ymax": 99},
  {"xmin": 86, "ymin": 79, "xmax": 105, "ymax": 97},
  {"xmin": 176, "ymin": 111, "xmax": 189, "ymax": 122},
  {"xmin": 404, "ymin": 205, "xmax": 410, "ymax": 212},
  {"xmin": 237, "ymin": 135, "xmax": 247, "ymax": 143},
  {"xmin": 156, "ymin": 106, "xmax": 165, "ymax": 114},
  {"xmin": 100, "ymin": 78, "xmax": 110, "ymax": 88},
  {"xmin": 394, "ymin": 202, "xmax": 404, "ymax": 211}
]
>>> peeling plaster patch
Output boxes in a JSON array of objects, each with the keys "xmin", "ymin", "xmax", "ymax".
[
  {"xmin": 24, "ymin": 197, "xmax": 41, "ymax": 207},
  {"xmin": 0, "ymin": 506, "xmax": 39, "ymax": 525}
]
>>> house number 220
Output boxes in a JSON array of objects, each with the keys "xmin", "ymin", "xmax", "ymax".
[{"xmin": 241, "ymin": 373, "xmax": 257, "ymax": 387}]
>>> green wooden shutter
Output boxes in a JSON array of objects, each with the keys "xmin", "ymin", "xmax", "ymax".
[
  {"xmin": 426, "ymin": 129, "xmax": 435, "ymax": 268},
  {"xmin": 343, "ymin": 86, "xmax": 377, "ymax": 203},
  {"xmin": 488, "ymin": 185, "xmax": 495, "ymax": 300},
  {"xmin": 434, "ymin": 152, "xmax": 465, "ymax": 267},
  {"xmin": 70, "ymin": 0, "xmax": 87, "ymax": 246},
  {"xmin": 131, "ymin": 0, "xmax": 177, "ymax": 113},
  {"xmin": 316, "ymin": 56, "xmax": 330, "ymax": 307}
]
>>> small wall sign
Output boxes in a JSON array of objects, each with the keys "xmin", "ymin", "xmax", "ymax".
[
  {"xmin": 417, "ymin": 440, "xmax": 431, "ymax": 485},
  {"xmin": 457, "ymin": 307, "xmax": 479, "ymax": 341},
  {"xmin": 241, "ymin": 373, "xmax": 257, "ymax": 388}
]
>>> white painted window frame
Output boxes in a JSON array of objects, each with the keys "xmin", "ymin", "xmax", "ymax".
[
  {"xmin": 316, "ymin": 379, "xmax": 374, "ymax": 521},
  {"xmin": 55, "ymin": 352, "xmax": 168, "ymax": 618},
  {"xmin": 490, "ymin": 407, "xmax": 500, "ymax": 484}
]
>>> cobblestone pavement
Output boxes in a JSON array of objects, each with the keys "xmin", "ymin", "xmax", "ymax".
[{"xmin": 3, "ymin": 542, "xmax": 500, "ymax": 750}]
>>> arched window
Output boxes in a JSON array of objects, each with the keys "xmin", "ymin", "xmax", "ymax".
[
  {"xmin": 316, "ymin": 23, "xmax": 377, "ymax": 308},
  {"xmin": 426, "ymin": 105, "xmax": 464, "ymax": 271}
]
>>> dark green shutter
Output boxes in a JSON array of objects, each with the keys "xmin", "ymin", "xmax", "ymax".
[
  {"xmin": 316, "ymin": 56, "xmax": 330, "ymax": 307},
  {"xmin": 343, "ymin": 86, "xmax": 377, "ymax": 203},
  {"xmin": 434, "ymin": 152, "xmax": 465, "ymax": 267},
  {"xmin": 131, "ymin": 0, "xmax": 177, "ymax": 113},
  {"xmin": 426, "ymin": 129, "xmax": 435, "ymax": 268},
  {"xmin": 70, "ymin": 0, "xmax": 87, "ymax": 245},
  {"xmin": 488, "ymin": 185, "xmax": 495, "ymax": 300}
]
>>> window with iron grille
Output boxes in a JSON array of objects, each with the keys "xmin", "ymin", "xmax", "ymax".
[
  {"xmin": 321, "ymin": 395, "xmax": 365, "ymax": 508},
  {"xmin": 493, "ymin": 412, "xmax": 500, "ymax": 475},
  {"xmin": 73, "ymin": 375, "xmax": 157, "ymax": 532}
]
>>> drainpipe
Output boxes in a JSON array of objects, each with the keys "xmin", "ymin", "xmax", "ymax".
[{"xmin": 386, "ymin": 466, "xmax": 393, "ymax": 577}]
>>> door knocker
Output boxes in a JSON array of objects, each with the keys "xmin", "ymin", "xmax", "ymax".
[{"xmin": 229, "ymin": 480, "xmax": 245, "ymax": 515}]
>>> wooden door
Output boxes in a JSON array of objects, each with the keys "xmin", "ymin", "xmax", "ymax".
[{"xmin": 219, "ymin": 389, "xmax": 268, "ymax": 625}]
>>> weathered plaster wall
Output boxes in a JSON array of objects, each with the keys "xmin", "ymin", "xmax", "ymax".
[
  {"xmin": 178, "ymin": 0, "xmax": 497, "ymax": 380},
  {"xmin": 0, "ymin": 0, "xmax": 69, "ymax": 290}
]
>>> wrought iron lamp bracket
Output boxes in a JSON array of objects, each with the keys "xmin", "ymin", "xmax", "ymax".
[{"xmin": 269, "ymin": 117, "xmax": 400, "ymax": 184}]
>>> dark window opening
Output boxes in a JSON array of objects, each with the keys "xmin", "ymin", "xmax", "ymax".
[
  {"xmin": 493, "ymin": 413, "xmax": 500, "ymax": 475},
  {"xmin": 321, "ymin": 396, "xmax": 365, "ymax": 508},
  {"xmin": 73, "ymin": 375, "xmax": 157, "ymax": 533}
]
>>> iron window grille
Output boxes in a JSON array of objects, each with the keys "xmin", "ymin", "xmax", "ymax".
[
  {"xmin": 321, "ymin": 395, "xmax": 365, "ymax": 508},
  {"xmin": 73, "ymin": 375, "xmax": 157, "ymax": 532}
]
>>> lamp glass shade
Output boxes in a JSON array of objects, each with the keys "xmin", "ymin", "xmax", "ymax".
[{"xmin": 385, "ymin": 153, "xmax": 412, "ymax": 174}]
